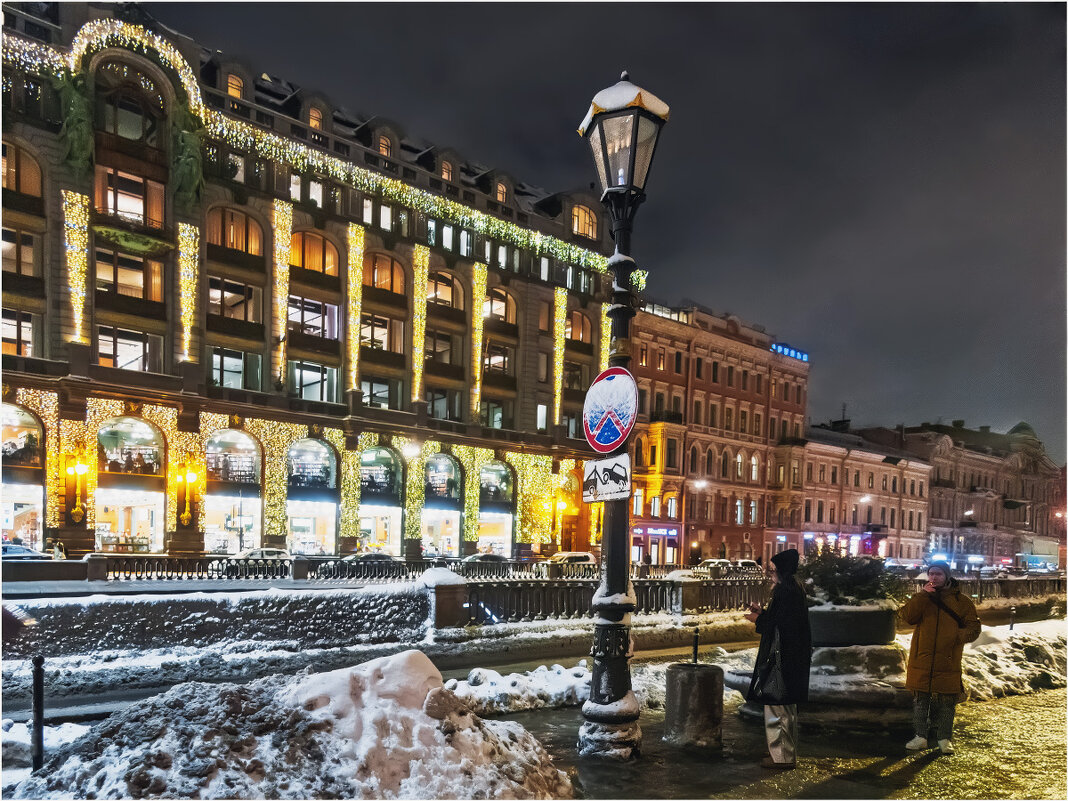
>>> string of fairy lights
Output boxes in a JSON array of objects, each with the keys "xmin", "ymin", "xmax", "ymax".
[
  {"xmin": 177, "ymin": 223, "xmax": 199, "ymax": 362},
  {"xmin": 346, "ymin": 223, "xmax": 366, "ymax": 390},
  {"xmin": 552, "ymin": 287, "xmax": 567, "ymax": 426},
  {"xmin": 469, "ymin": 263, "xmax": 488, "ymax": 419},
  {"xmin": 61, "ymin": 191, "xmax": 90, "ymax": 344},
  {"xmin": 271, "ymin": 200, "xmax": 293, "ymax": 385},
  {"xmin": 409, "ymin": 246, "xmax": 430, "ymax": 404}
]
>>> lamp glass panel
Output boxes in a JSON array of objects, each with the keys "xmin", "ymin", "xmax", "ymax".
[
  {"xmin": 632, "ymin": 115, "xmax": 661, "ymax": 190},
  {"xmin": 587, "ymin": 126, "xmax": 609, "ymax": 192},
  {"xmin": 602, "ymin": 114, "xmax": 636, "ymax": 188}
]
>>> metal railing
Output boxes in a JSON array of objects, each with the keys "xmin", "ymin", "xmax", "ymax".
[{"xmin": 101, "ymin": 555, "xmax": 292, "ymax": 580}]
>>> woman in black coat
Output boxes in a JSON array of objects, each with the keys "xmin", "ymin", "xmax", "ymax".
[{"xmin": 744, "ymin": 548, "xmax": 811, "ymax": 770}]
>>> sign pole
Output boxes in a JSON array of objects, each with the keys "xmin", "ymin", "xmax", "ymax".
[{"xmin": 578, "ymin": 234, "xmax": 642, "ymax": 758}]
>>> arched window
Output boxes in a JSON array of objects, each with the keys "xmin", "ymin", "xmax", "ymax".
[
  {"xmin": 308, "ymin": 107, "xmax": 323, "ymax": 130},
  {"xmin": 226, "ymin": 74, "xmax": 244, "ymax": 99},
  {"xmin": 735, "ymin": 453, "xmax": 744, "ymax": 480},
  {"xmin": 565, "ymin": 310, "xmax": 591, "ymax": 343},
  {"xmin": 634, "ymin": 438, "xmax": 644, "ymax": 467},
  {"xmin": 496, "ymin": 182, "xmax": 507, "ymax": 203},
  {"xmin": 204, "ymin": 429, "xmax": 261, "ymax": 484},
  {"xmin": 706, "ymin": 449, "xmax": 715, "ymax": 475},
  {"xmin": 96, "ymin": 60, "xmax": 165, "ymax": 147},
  {"xmin": 360, "ymin": 447, "xmax": 401, "ymax": 498},
  {"xmin": 425, "ymin": 453, "xmax": 462, "ymax": 502},
  {"xmin": 480, "ymin": 461, "xmax": 514, "ymax": 505},
  {"xmin": 363, "ymin": 252, "xmax": 405, "ymax": 294},
  {"xmin": 2, "ymin": 142, "xmax": 42, "ymax": 197},
  {"xmin": 483, "ymin": 288, "xmax": 516, "ymax": 323},
  {"xmin": 378, "ymin": 135, "xmax": 392, "ymax": 157},
  {"xmin": 97, "ymin": 416, "xmax": 163, "ymax": 475},
  {"xmin": 720, "ymin": 451, "xmax": 730, "ymax": 479},
  {"xmin": 441, "ymin": 161, "xmax": 453, "ymax": 182},
  {"xmin": 427, "ymin": 270, "xmax": 463, "ymax": 309},
  {"xmin": 571, "ymin": 204, "xmax": 597, "ymax": 239},
  {"xmin": 750, "ymin": 455, "xmax": 759, "ymax": 482},
  {"xmin": 690, "ymin": 446, "xmax": 698, "ymax": 473},
  {"xmin": 287, "ymin": 438, "xmax": 337, "ymax": 489},
  {"xmin": 1, "ymin": 403, "xmax": 42, "ymax": 467},
  {"xmin": 207, "ymin": 207, "xmax": 263, "ymax": 255},
  {"xmin": 290, "ymin": 231, "xmax": 339, "ymax": 276}
]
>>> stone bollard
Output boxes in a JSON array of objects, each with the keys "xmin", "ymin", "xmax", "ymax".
[
  {"xmin": 663, "ymin": 663, "xmax": 723, "ymax": 748},
  {"xmin": 291, "ymin": 555, "xmax": 310, "ymax": 580},
  {"xmin": 545, "ymin": 563, "xmax": 563, "ymax": 580},
  {"xmin": 432, "ymin": 584, "xmax": 469, "ymax": 628},
  {"xmin": 85, "ymin": 554, "xmax": 108, "ymax": 581}
]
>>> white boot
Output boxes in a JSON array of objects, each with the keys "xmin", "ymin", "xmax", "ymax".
[
  {"xmin": 905, "ymin": 735, "xmax": 928, "ymax": 750},
  {"xmin": 938, "ymin": 739, "xmax": 954, "ymax": 754}
]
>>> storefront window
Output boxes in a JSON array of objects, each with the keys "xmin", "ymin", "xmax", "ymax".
[
  {"xmin": 425, "ymin": 454, "xmax": 461, "ymax": 502},
  {"xmin": 97, "ymin": 417, "xmax": 163, "ymax": 475},
  {"xmin": 358, "ymin": 447, "xmax": 402, "ymax": 556},
  {"xmin": 286, "ymin": 499, "xmax": 336, "ymax": 555},
  {"xmin": 205, "ymin": 429, "xmax": 261, "ymax": 484},
  {"xmin": 479, "ymin": 461, "xmax": 514, "ymax": 505},
  {"xmin": 287, "ymin": 439, "xmax": 337, "ymax": 489},
  {"xmin": 2, "ymin": 404, "xmax": 44, "ymax": 549},
  {"xmin": 359, "ymin": 447, "xmax": 400, "ymax": 499},
  {"xmin": 423, "ymin": 454, "xmax": 462, "ymax": 557},
  {"xmin": 204, "ymin": 429, "xmax": 262, "ymax": 554},
  {"xmin": 477, "ymin": 461, "xmax": 514, "ymax": 556},
  {"xmin": 95, "ymin": 487, "xmax": 164, "ymax": 553}
]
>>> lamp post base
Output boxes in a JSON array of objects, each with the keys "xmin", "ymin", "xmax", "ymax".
[{"xmin": 577, "ymin": 719, "xmax": 642, "ymax": 759}]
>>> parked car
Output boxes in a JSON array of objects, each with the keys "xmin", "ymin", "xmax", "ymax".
[
  {"xmin": 546, "ymin": 551, "xmax": 597, "ymax": 565},
  {"xmin": 731, "ymin": 559, "xmax": 762, "ymax": 573},
  {"xmin": 461, "ymin": 553, "xmax": 509, "ymax": 563},
  {"xmin": 695, "ymin": 558, "xmax": 732, "ymax": 575},
  {"xmin": 979, "ymin": 566, "xmax": 1009, "ymax": 579},
  {"xmin": 230, "ymin": 548, "xmax": 291, "ymax": 561},
  {"xmin": 340, "ymin": 552, "xmax": 397, "ymax": 563},
  {"xmin": 1, "ymin": 544, "xmax": 51, "ymax": 560}
]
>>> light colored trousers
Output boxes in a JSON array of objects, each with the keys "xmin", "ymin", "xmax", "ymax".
[{"xmin": 764, "ymin": 704, "xmax": 798, "ymax": 764}]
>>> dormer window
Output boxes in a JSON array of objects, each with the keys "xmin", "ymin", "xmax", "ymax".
[
  {"xmin": 496, "ymin": 182, "xmax": 507, "ymax": 203},
  {"xmin": 441, "ymin": 161, "xmax": 453, "ymax": 182},
  {"xmin": 378, "ymin": 135, "xmax": 392, "ymax": 158},
  {"xmin": 227, "ymin": 74, "xmax": 243, "ymax": 99},
  {"xmin": 309, "ymin": 107, "xmax": 323, "ymax": 130},
  {"xmin": 572, "ymin": 204, "xmax": 597, "ymax": 239}
]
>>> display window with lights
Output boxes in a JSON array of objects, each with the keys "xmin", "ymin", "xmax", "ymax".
[
  {"xmin": 476, "ymin": 461, "xmax": 515, "ymax": 556},
  {"xmin": 1, "ymin": 403, "xmax": 45, "ymax": 551},
  {"xmin": 357, "ymin": 446, "xmax": 403, "ymax": 556},
  {"xmin": 95, "ymin": 416, "xmax": 166, "ymax": 553},
  {"xmin": 286, "ymin": 438, "xmax": 339, "ymax": 555},
  {"xmin": 421, "ymin": 453, "xmax": 463, "ymax": 558},
  {"xmin": 204, "ymin": 428, "xmax": 263, "ymax": 554}
]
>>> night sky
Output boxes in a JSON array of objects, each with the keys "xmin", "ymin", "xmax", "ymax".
[{"xmin": 152, "ymin": 3, "xmax": 1066, "ymax": 463}]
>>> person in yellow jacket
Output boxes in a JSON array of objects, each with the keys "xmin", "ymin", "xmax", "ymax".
[{"xmin": 899, "ymin": 560, "xmax": 981, "ymax": 755}]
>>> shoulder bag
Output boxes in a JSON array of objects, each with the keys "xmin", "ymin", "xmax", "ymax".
[{"xmin": 749, "ymin": 628, "xmax": 788, "ymax": 705}]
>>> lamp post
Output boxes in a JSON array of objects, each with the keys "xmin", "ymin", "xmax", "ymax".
[
  {"xmin": 577, "ymin": 71, "xmax": 668, "ymax": 759},
  {"xmin": 66, "ymin": 454, "xmax": 88, "ymax": 523}
]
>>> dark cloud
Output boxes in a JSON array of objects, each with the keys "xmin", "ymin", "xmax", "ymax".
[{"xmin": 152, "ymin": 2, "xmax": 1066, "ymax": 462}]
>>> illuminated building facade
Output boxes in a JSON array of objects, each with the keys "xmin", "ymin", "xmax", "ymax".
[
  {"xmin": 628, "ymin": 301, "xmax": 810, "ymax": 565},
  {"xmin": 1, "ymin": 4, "xmax": 609, "ymax": 557}
]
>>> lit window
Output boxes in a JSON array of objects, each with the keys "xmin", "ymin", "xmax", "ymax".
[
  {"xmin": 441, "ymin": 161, "xmax": 453, "ymax": 181},
  {"xmin": 565, "ymin": 311, "xmax": 592, "ymax": 343},
  {"xmin": 632, "ymin": 488, "xmax": 644, "ymax": 516},
  {"xmin": 496, "ymin": 182, "xmax": 507, "ymax": 203},
  {"xmin": 94, "ymin": 166, "xmax": 164, "ymax": 229},
  {"xmin": 287, "ymin": 360, "xmax": 338, "ymax": 403},
  {"xmin": 667, "ymin": 496, "xmax": 677, "ymax": 519},
  {"xmin": 208, "ymin": 276, "xmax": 261, "ymax": 322},
  {"xmin": 206, "ymin": 208, "xmax": 263, "ymax": 255},
  {"xmin": 308, "ymin": 107, "xmax": 323, "ymax": 130},
  {"xmin": 288, "ymin": 295, "xmax": 339, "ymax": 339},
  {"xmin": 2, "ymin": 308, "xmax": 35, "ymax": 357},
  {"xmin": 2, "ymin": 228, "xmax": 37, "ymax": 276},
  {"xmin": 571, "ymin": 205, "xmax": 597, "ymax": 239},
  {"xmin": 96, "ymin": 326, "xmax": 162, "ymax": 372},
  {"xmin": 2, "ymin": 142, "xmax": 42, "ymax": 197},
  {"xmin": 227, "ymin": 74, "xmax": 243, "ymax": 99},
  {"xmin": 427, "ymin": 271, "xmax": 463, "ymax": 309},
  {"xmin": 289, "ymin": 231, "xmax": 339, "ymax": 276},
  {"xmin": 210, "ymin": 347, "xmax": 261, "ymax": 390},
  {"xmin": 362, "ymin": 253, "xmax": 405, "ymax": 294},
  {"xmin": 482, "ymin": 288, "xmax": 516, "ymax": 323},
  {"xmin": 94, "ymin": 248, "xmax": 163, "ymax": 302},
  {"xmin": 378, "ymin": 135, "xmax": 392, "ymax": 157}
]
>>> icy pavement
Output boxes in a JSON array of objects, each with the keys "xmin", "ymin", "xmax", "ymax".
[{"xmin": 5, "ymin": 651, "xmax": 571, "ymax": 800}]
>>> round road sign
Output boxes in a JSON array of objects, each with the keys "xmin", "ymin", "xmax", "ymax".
[{"xmin": 582, "ymin": 367, "xmax": 639, "ymax": 454}]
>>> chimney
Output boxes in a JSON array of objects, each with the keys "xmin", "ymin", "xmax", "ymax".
[
  {"xmin": 952, "ymin": 419, "xmax": 965, "ymax": 428},
  {"xmin": 979, "ymin": 425, "xmax": 990, "ymax": 433},
  {"xmin": 829, "ymin": 418, "xmax": 850, "ymax": 433}
]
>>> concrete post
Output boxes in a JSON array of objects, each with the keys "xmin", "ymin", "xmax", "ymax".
[
  {"xmin": 431, "ymin": 584, "xmax": 469, "ymax": 628},
  {"xmin": 663, "ymin": 663, "xmax": 723, "ymax": 748},
  {"xmin": 85, "ymin": 554, "xmax": 108, "ymax": 581},
  {"xmin": 291, "ymin": 556, "xmax": 310, "ymax": 580},
  {"xmin": 671, "ymin": 579, "xmax": 702, "ymax": 615}
]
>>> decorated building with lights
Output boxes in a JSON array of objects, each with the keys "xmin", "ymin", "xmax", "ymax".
[
  {"xmin": 1, "ymin": 3, "xmax": 613, "ymax": 557},
  {"xmin": 628, "ymin": 300, "xmax": 810, "ymax": 565}
]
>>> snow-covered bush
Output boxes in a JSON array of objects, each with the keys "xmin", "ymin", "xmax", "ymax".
[{"xmin": 799, "ymin": 550, "xmax": 912, "ymax": 606}]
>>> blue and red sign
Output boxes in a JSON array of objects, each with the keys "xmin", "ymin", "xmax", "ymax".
[{"xmin": 582, "ymin": 367, "xmax": 638, "ymax": 454}]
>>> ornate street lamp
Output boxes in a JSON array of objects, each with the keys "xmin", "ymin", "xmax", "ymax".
[{"xmin": 577, "ymin": 71, "xmax": 668, "ymax": 759}]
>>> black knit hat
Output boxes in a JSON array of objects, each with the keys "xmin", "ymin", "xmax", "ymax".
[{"xmin": 771, "ymin": 548, "xmax": 800, "ymax": 577}]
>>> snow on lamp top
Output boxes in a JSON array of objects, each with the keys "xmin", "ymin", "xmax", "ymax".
[{"xmin": 577, "ymin": 71, "xmax": 670, "ymax": 137}]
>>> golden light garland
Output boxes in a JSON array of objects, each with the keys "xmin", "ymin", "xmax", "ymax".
[
  {"xmin": 141, "ymin": 403, "xmax": 184, "ymax": 533},
  {"xmin": 321, "ymin": 427, "xmax": 356, "ymax": 545},
  {"xmin": 452, "ymin": 443, "xmax": 493, "ymax": 543},
  {"xmin": 243, "ymin": 417, "xmax": 306, "ymax": 544},
  {"xmin": 14, "ymin": 389, "xmax": 60, "ymax": 527},
  {"xmin": 58, "ymin": 417, "xmax": 86, "ymax": 524},
  {"xmin": 469, "ymin": 263, "xmax": 487, "ymax": 419},
  {"xmin": 410, "ymin": 245, "xmax": 430, "ymax": 404},
  {"xmin": 198, "ymin": 411, "xmax": 231, "ymax": 532},
  {"xmin": 552, "ymin": 286, "xmax": 567, "ymax": 426},
  {"xmin": 554, "ymin": 458, "xmax": 576, "ymax": 546},
  {"xmin": 350, "ymin": 431, "xmax": 380, "ymax": 529},
  {"xmin": 600, "ymin": 302, "xmax": 611, "ymax": 373},
  {"xmin": 61, "ymin": 191, "xmax": 90, "ymax": 344},
  {"xmin": 177, "ymin": 222, "xmax": 199, "ymax": 362},
  {"xmin": 505, "ymin": 451, "xmax": 554, "ymax": 544},
  {"xmin": 2, "ymin": 31, "xmax": 66, "ymax": 74},
  {"xmin": 83, "ymin": 398, "xmax": 125, "ymax": 528},
  {"xmin": 272, "ymin": 200, "xmax": 293, "ymax": 385},
  {"xmin": 346, "ymin": 223, "xmax": 366, "ymax": 391},
  {"xmin": 395, "ymin": 437, "xmax": 441, "ymax": 543}
]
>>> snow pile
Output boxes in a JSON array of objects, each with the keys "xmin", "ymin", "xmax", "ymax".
[
  {"xmin": 445, "ymin": 661, "xmax": 591, "ymax": 714},
  {"xmin": 10, "ymin": 651, "xmax": 572, "ymax": 800},
  {"xmin": 419, "ymin": 567, "xmax": 466, "ymax": 587},
  {"xmin": 958, "ymin": 619, "xmax": 1067, "ymax": 700}
]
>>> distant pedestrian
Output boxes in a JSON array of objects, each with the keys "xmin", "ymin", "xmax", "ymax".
[
  {"xmin": 52, "ymin": 540, "xmax": 67, "ymax": 560},
  {"xmin": 900, "ymin": 560, "xmax": 980, "ymax": 755},
  {"xmin": 745, "ymin": 548, "xmax": 811, "ymax": 770}
]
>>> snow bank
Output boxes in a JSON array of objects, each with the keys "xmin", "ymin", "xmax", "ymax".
[
  {"xmin": 419, "ymin": 567, "xmax": 466, "ymax": 587},
  {"xmin": 446, "ymin": 662, "xmax": 591, "ymax": 714},
  {"xmin": 1, "ymin": 719, "xmax": 90, "ymax": 767},
  {"xmin": 10, "ymin": 650, "xmax": 572, "ymax": 800}
]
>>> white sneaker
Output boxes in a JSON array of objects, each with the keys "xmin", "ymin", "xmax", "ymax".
[
  {"xmin": 938, "ymin": 739, "xmax": 954, "ymax": 755},
  {"xmin": 905, "ymin": 736, "xmax": 928, "ymax": 751}
]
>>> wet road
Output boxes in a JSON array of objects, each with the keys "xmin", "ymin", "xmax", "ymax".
[{"xmin": 508, "ymin": 688, "xmax": 1067, "ymax": 799}]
